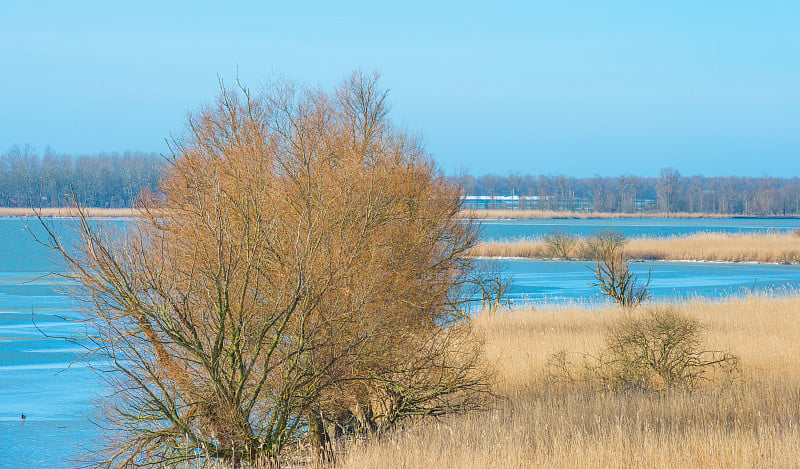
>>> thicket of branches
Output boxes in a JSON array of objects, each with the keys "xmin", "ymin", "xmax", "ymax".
[
  {"xmin": 0, "ymin": 146, "xmax": 162, "ymax": 207},
  {"xmin": 40, "ymin": 72, "xmax": 494, "ymax": 468},
  {"xmin": 547, "ymin": 308, "xmax": 739, "ymax": 392}
]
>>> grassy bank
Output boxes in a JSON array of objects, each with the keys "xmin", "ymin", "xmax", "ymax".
[
  {"xmin": 472, "ymin": 232, "xmax": 800, "ymax": 263},
  {"xmin": 461, "ymin": 209, "xmax": 764, "ymax": 219},
  {"xmin": 339, "ymin": 294, "xmax": 800, "ymax": 468},
  {"xmin": 0, "ymin": 207, "xmax": 137, "ymax": 217}
]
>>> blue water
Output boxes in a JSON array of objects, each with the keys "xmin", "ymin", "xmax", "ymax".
[
  {"xmin": 496, "ymin": 259, "xmax": 800, "ymax": 305},
  {"xmin": 479, "ymin": 217, "xmax": 800, "ymax": 241},
  {"xmin": 2, "ymin": 217, "xmax": 800, "ymax": 467},
  {"xmin": 0, "ymin": 219, "xmax": 103, "ymax": 468}
]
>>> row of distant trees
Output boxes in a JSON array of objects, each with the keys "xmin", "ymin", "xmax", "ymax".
[
  {"xmin": 2, "ymin": 147, "xmax": 799, "ymax": 216},
  {"xmin": 0, "ymin": 145, "xmax": 163, "ymax": 208},
  {"xmin": 463, "ymin": 168, "xmax": 800, "ymax": 216}
]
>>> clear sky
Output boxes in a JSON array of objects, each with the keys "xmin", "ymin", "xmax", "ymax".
[{"xmin": 1, "ymin": 1, "xmax": 798, "ymax": 177}]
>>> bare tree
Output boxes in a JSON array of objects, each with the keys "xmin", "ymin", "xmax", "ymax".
[
  {"xmin": 39, "ymin": 71, "xmax": 493, "ymax": 468},
  {"xmin": 544, "ymin": 230, "xmax": 578, "ymax": 259},
  {"xmin": 588, "ymin": 231, "xmax": 650, "ymax": 307},
  {"xmin": 656, "ymin": 167, "xmax": 681, "ymax": 213},
  {"xmin": 601, "ymin": 308, "xmax": 738, "ymax": 390}
]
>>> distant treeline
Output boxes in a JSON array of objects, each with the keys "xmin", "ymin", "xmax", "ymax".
[
  {"xmin": 0, "ymin": 146, "xmax": 163, "ymax": 208},
  {"xmin": 2, "ymin": 148, "xmax": 799, "ymax": 216},
  {"xmin": 461, "ymin": 169, "xmax": 800, "ymax": 216}
]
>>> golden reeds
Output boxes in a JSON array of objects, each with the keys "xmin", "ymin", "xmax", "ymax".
[
  {"xmin": 339, "ymin": 294, "xmax": 800, "ymax": 468},
  {"xmin": 626, "ymin": 232, "xmax": 800, "ymax": 263},
  {"xmin": 471, "ymin": 232, "xmax": 800, "ymax": 264}
]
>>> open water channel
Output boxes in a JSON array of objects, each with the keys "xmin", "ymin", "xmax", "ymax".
[{"xmin": 1, "ymin": 216, "xmax": 800, "ymax": 467}]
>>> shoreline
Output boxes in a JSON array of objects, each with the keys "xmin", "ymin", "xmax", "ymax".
[
  {"xmin": 460, "ymin": 209, "xmax": 800, "ymax": 220},
  {"xmin": 471, "ymin": 255, "xmax": 795, "ymax": 266},
  {"xmin": 3, "ymin": 207, "xmax": 798, "ymax": 221},
  {"xmin": 4, "ymin": 206, "xmax": 799, "ymax": 221}
]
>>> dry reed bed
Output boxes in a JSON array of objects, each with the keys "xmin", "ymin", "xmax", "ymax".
[
  {"xmin": 339, "ymin": 294, "xmax": 800, "ymax": 468},
  {"xmin": 627, "ymin": 232, "xmax": 800, "ymax": 263},
  {"xmin": 462, "ymin": 209, "xmax": 745, "ymax": 219},
  {"xmin": 472, "ymin": 232, "xmax": 800, "ymax": 264}
]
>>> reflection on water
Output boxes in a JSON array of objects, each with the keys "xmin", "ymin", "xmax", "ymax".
[{"xmin": 2, "ymin": 217, "xmax": 800, "ymax": 467}]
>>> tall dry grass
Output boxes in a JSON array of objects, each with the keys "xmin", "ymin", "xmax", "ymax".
[
  {"xmin": 338, "ymin": 294, "xmax": 800, "ymax": 468},
  {"xmin": 462, "ymin": 209, "xmax": 742, "ymax": 220},
  {"xmin": 472, "ymin": 232, "xmax": 800, "ymax": 263},
  {"xmin": 471, "ymin": 238, "xmax": 551, "ymax": 258},
  {"xmin": 626, "ymin": 232, "xmax": 800, "ymax": 263}
]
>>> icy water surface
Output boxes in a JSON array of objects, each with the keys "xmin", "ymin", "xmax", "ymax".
[
  {"xmin": 0, "ymin": 218, "xmax": 103, "ymax": 467},
  {"xmin": 479, "ymin": 217, "xmax": 800, "ymax": 241},
  {"xmin": 1, "ymin": 217, "xmax": 800, "ymax": 467},
  {"xmin": 497, "ymin": 259, "xmax": 800, "ymax": 305}
]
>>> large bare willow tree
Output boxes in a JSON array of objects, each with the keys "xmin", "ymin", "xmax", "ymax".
[{"xmin": 41, "ymin": 71, "xmax": 493, "ymax": 468}]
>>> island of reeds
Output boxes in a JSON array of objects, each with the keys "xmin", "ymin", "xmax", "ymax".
[{"xmin": 472, "ymin": 230, "xmax": 800, "ymax": 264}]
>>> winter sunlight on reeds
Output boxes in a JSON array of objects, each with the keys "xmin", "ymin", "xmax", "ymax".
[
  {"xmin": 471, "ymin": 232, "xmax": 800, "ymax": 264},
  {"xmin": 338, "ymin": 294, "xmax": 800, "ymax": 468}
]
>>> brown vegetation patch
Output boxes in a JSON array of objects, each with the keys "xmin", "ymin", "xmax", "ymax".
[
  {"xmin": 472, "ymin": 232, "xmax": 800, "ymax": 264},
  {"xmin": 338, "ymin": 294, "xmax": 800, "ymax": 468}
]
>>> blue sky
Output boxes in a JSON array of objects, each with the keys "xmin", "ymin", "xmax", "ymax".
[{"xmin": 1, "ymin": 1, "xmax": 798, "ymax": 177}]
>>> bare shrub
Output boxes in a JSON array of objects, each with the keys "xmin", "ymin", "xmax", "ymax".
[
  {"xmin": 588, "ymin": 231, "xmax": 650, "ymax": 307},
  {"xmin": 586, "ymin": 229, "xmax": 626, "ymax": 259},
  {"xmin": 597, "ymin": 309, "xmax": 739, "ymax": 390},
  {"xmin": 473, "ymin": 268, "xmax": 511, "ymax": 312},
  {"xmin": 794, "ymin": 227, "xmax": 800, "ymax": 238},
  {"xmin": 38, "ymin": 71, "xmax": 494, "ymax": 468},
  {"xmin": 543, "ymin": 231, "xmax": 578, "ymax": 259},
  {"xmin": 548, "ymin": 309, "xmax": 739, "ymax": 392},
  {"xmin": 590, "ymin": 251, "xmax": 651, "ymax": 307}
]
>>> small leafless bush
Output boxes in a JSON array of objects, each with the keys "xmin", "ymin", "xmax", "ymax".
[
  {"xmin": 794, "ymin": 227, "xmax": 800, "ymax": 238},
  {"xmin": 590, "ymin": 251, "xmax": 651, "ymax": 307},
  {"xmin": 548, "ymin": 308, "xmax": 739, "ymax": 392},
  {"xmin": 543, "ymin": 231, "xmax": 578, "ymax": 259},
  {"xmin": 475, "ymin": 273, "xmax": 511, "ymax": 312},
  {"xmin": 599, "ymin": 309, "xmax": 739, "ymax": 390},
  {"xmin": 586, "ymin": 229, "xmax": 626, "ymax": 259},
  {"xmin": 588, "ymin": 231, "xmax": 650, "ymax": 307}
]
